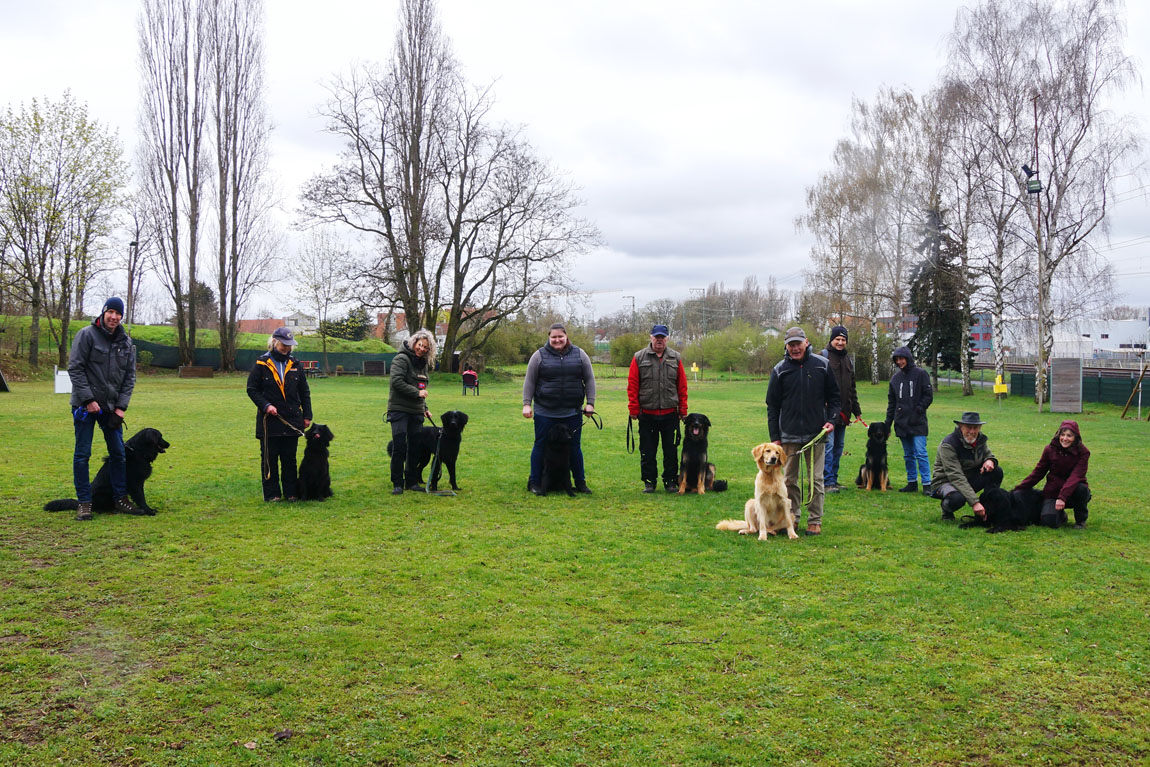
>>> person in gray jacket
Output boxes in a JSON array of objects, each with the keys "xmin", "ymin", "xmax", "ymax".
[
  {"xmin": 931, "ymin": 412, "xmax": 1003, "ymax": 521},
  {"xmin": 67, "ymin": 297, "xmax": 140, "ymax": 520}
]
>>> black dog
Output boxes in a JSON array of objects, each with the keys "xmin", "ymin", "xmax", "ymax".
[
  {"xmin": 539, "ymin": 422, "xmax": 575, "ymax": 497},
  {"xmin": 677, "ymin": 413, "xmax": 727, "ymax": 495},
  {"xmin": 855, "ymin": 421, "xmax": 890, "ymax": 491},
  {"xmin": 960, "ymin": 487, "xmax": 1043, "ymax": 533},
  {"xmin": 297, "ymin": 423, "xmax": 334, "ymax": 501},
  {"xmin": 44, "ymin": 427, "xmax": 170, "ymax": 515},
  {"xmin": 386, "ymin": 410, "xmax": 469, "ymax": 491}
]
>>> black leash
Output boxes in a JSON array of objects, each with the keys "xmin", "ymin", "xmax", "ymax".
[
  {"xmin": 626, "ymin": 417, "xmax": 636, "ymax": 454},
  {"xmin": 262, "ymin": 411, "xmax": 307, "ymax": 480},
  {"xmin": 422, "ymin": 412, "xmax": 455, "ymax": 496}
]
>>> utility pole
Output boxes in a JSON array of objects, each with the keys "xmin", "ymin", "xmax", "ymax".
[
  {"xmin": 622, "ymin": 295, "xmax": 636, "ymax": 331},
  {"xmin": 1033, "ymin": 92, "xmax": 1046, "ymax": 413}
]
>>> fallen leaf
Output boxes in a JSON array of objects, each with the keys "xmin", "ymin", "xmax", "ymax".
[
  {"xmin": 244, "ymin": 742, "xmax": 257, "ymax": 750},
  {"xmin": 274, "ymin": 729, "xmax": 293, "ymax": 741},
  {"xmin": 452, "ymin": 653, "xmax": 462, "ymax": 660}
]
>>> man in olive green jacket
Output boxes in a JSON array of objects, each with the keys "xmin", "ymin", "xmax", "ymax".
[{"xmin": 931, "ymin": 412, "xmax": 1003, "ymax": 521}]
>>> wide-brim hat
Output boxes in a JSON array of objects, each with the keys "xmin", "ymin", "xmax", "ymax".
[{"xmin": 954, "ymin": 411, "xmax": 986, "ymax": 426}]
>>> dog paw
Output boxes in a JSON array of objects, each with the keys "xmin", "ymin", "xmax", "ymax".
[{"xmin": 786, "ymin": 530, "xmax": 799, "ymax": 539}]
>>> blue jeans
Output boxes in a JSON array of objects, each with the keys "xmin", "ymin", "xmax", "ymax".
[
  {"xmin": 73, "ymin": 409, "xmax": 126, "ymax": 502},
  {"xmin": 530, "ymin": 413, "xmax": 585, "ymax": 486},
  {"xmin": 899, "ymin": 435, "xmax": 931, "ymax": 485},
  {"xmin": 823, "ymin": 423, "xmax": 846, "ymax": 486}
]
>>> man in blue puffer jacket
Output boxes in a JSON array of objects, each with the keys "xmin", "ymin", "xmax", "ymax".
[{"xmin": 884, "ymin": 345, "xmax": 933, "ymax": 495}]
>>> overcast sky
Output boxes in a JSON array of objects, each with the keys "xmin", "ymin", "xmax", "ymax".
[{"xmin": 3, "ymin": 0, "xmax": 1148, "ymax": 322}]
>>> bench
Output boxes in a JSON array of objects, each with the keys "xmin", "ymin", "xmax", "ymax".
[
  {"xmin": 178, "ymin": 365, "xmax": 214, "ymax": 378},
  {"xmin": 299, "ymin": 359, "xmax": 326, "ymax": 378},
  {"xmin": 362, "ymin": 360, "xmax": 388, "ymax": 376}
]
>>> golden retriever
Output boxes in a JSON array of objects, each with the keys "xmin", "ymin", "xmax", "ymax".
[{"xmin": 715, "ymin": 442, "xmax": 797, "ymax": 540}]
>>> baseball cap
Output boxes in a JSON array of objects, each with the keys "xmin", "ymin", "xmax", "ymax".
[
  {"xmin": 784, "ymin": 327, "xmax": 807, "ymax": 344},
  {"xmin": 271, "ymin": 326, "xmax": 298, "ymax": 346},
  {"xmin": 651, "ymin": 324, "xmax": 669, "ymax": 337}
]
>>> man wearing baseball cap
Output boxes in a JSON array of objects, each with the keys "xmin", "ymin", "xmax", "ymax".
[
  {"xmin": 766, "ymin": 327, "xmax": 841, "ymax": 535},
  {"xmin": 627, "ymin": 324, "xmax": 688, "ymax": 493}
]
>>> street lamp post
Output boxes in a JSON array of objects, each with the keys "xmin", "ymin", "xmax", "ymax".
[{"xmin": 126, "ymin": 241, "xmax": 138, "ymax": 324}]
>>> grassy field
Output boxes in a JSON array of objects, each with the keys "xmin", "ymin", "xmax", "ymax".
[{"xmin": 1, "ymin": 373, "xmax": 1148, "ymax": 766}]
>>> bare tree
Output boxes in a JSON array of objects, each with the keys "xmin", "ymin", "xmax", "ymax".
[
  {"xmin": 301, "ymin": 0, "xmax": 595, "ymax": 362},
  {"xmin": 138, "ymin": 0, "xmax": 208, "ymax": 366},
  {"xmin": 298, "ymin": 229, "xmax": 352, "ymax": 374},
  {"xmin": 0, "ymin": 93, "xmax": 126, "ymax": 366}
]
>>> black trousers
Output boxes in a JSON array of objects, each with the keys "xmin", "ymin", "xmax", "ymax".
[
  {"xmin": 639, "ymin": 413, "xmax": 679, "ymax": 485},
  {"xmin": 938, "ymin": 465, "xmax": 1004, "ymax": 513},
  {"xmin": 1040, "ymin": 484, "xmax": 1091, "ymax": 528},
  {"xmin": 261, "ymin": 435, "xmax": 299, "ymax": 500},
  {"xmin": 388, "ymin": 411, "xmax": 426, "ymax": 488}
]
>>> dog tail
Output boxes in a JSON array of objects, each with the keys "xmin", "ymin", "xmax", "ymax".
[
  {"xmin": 44, "ymin": 499, "xmax": 79, "ymax": 512},
  {"xmin": 715, "ymin": 519, "xmax": 749, "ymax": 532},
  {"xmin": 711, "ymin": 479, "xmax": 728, "ymax": 492}
]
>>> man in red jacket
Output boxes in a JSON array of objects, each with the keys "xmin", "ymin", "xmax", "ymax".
[
  {"xmin": 628, "ymin": 324, "xmax": 688, "ymax": 493},
  {"xmin": 1013, "ymin": 420, "xmax": 1091, "ymax": 529}
]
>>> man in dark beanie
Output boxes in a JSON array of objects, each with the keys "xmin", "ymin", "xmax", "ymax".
[
  {"xmin": 66, "ymin": 296, "xmax": 142, "ymax": 520},
  {"xmin": 819, "ymin": 325, "xmax": 861, "ymax": 493}
]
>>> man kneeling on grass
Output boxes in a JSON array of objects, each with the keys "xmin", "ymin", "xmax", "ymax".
[{"xmin": 930, "ymin": 412, "xmax": 1003, "ymax": 522}]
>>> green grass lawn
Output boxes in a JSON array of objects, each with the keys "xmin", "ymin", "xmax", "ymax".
[{"xmin": 2, "ymin": 374, "xmax": 1148, "ymax": 766}]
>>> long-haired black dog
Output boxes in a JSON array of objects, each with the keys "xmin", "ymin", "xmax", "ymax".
[
  {"xmin": 386, "ymin": 410, "xmax": 469, "ymax": 491},
  {"xmin": 43, "ymin": 427, "xmax": 170, "ymax": 515},
  {"xmin": 855, "ymin": 421, "xmax": 890, "ymax": 491},
  {"xmin": 297, "ymin": 423, "xmax": 334, "ymax": 501},
  {"xmin": 677, "ymin": 413, "xmax": 728, "ymax": 495},
  {"xmin": 539, "ymin": 422, "xmax": 575, "ymax": 497},
  {"xmin": 960, "ymin": 487, "xmax": 1043, "ymax": 533}
]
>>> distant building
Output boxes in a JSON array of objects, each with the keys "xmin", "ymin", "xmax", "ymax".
[{"xmin": 236, "ymin": 312, "xmax": 317, "ymax": 336}]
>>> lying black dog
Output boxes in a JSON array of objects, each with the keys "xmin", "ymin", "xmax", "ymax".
[
  {"xmin": 539, "ymin": 422, "xmax": 575, "ymax": 497},
  {"xmin": 855, "ymin": 421, "xmax": 890, "ymax": 491},
  {"xmin": 386, "ymin": 410, "xmax": 469, "ymax": 491},
  {"xmin": 677, "ymin": 412, "xmax": 727, "ymax": 495},
  {"xmin": 44, "ymin": 427, "xmax": 170, "ymax": 515},
  {"xmin": 960, "ymin": 487, "xmax": 1043, "ymax": 533},
  {"xmin": 297, "ymin": 423, "xmax": 334, "ymax": 501}
]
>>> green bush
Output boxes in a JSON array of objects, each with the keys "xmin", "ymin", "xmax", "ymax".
[
  {"xmin": 136, "ymin": 349, "xmax": 154, "ymax": 368},
  {"xmin": 608, "ymin": 332, "xmax": 649, "ymax": 367}
]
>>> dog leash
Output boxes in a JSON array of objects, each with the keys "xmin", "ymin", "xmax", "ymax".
[
  {"xmin": 796, "ymin": 425, "xmax": 832, "ymax": 507},
  {"xmin": 626, "ymin": 415, "xmax": 680, "ymax": 455},
  {"xmin": 261, "ymin": 411, "xmax": 308, "ymax": 480},
  {"xmin": 421, "ymin": 411, "xmax": 456, "ymax": 496}
]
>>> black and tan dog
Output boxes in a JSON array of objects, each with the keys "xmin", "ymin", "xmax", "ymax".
[
  {"xmin": 677, "ymin": 413, "xmax": 728, "ymax": 495},
  {"xmin": 44, "ymin": 427, "xmax": 170, "ymax": 515},
  {"xmin": 855, "ymin": 421, "xmax": 890, "ymax": 491},
  {"xmin": 297, "ymin": 423, "xmax": 334, "ymax": 501}
]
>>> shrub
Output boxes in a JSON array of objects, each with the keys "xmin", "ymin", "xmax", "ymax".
[{"xmin": 608, "ymin": 333, "xmax": 649, "ymax": 367}]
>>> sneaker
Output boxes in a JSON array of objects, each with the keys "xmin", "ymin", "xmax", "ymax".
[
  {"xmin": 825, "ymin": 484, "xmax": 841, "ymax": 494},
  {"xmin": 921, "ymin": 484, "xmax": 933, "ymax": 496},
  {"xmin": 643, "ymin": 481, "xmax": 656, "ymax": 494},
  {"xmin": 664, "ymin": 481, "xmax": 677, "ymax": 493},
  {"xmin": 114, "ymin": 496, "xmax": 147, "ymax": 515},
  {"xmin": 941, "ymin": 510, "xmax": 955, "ymax": 521},
  {"xmin": 406, "ymin": 484, "xmax": 426, "ymax": 492},
  {"xmin": 76, "ymin": 502, "xmax": 93, "ymax": 521},
  {"xmin": 805, "ymin": 523, "xmax": 822, "ymax": 536},
  {"xmin": 1073, "ymin": 522, "xmax": 1086, "ymax": 529},
  {"xmin": 574, "ymin": 481, "xmax": 592, "ymax": 495},
  {"xmin": 528, "ymin": 483, "xmax": 544, "ymax": 496},
  {"xmin": 898, "ymin": 482, "xmax": 918, "ymax": 493},
  {"xmin": 391, "ymin": 486, "xmax": 404, "ymax": 495}
]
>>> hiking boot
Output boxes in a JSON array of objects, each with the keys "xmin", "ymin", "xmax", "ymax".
[
  {"xmin": 921, "ymin": 483, "xmax": 933, "ymax": 496},
  {"xmin": 406, "ymin": 484, "xmax": 426, "ymax": 493},
  {"xmin": 805, "ymin": 523, "xmax": 822, "ymax": 536},
  {"xmin": 664, "ymin": 481, "xmax": 677, "ymax": 493},
  {"xmin": 643, "ymin": 481, "xmax": 656, "ymax": 494},
  {"xmin": 1073, "ymin": 522, "xmax": 1086, "ymax": 530},
  {"xmin": 76, "ymin": 502, "xmax": 93, "ymax": 521},
  {"xmin": 825, "ymin": 484, "xmax": 841, "ymax": 494},
  {"xmin": 574, "ymin": 481, "xmax": 592, "ymax": 495},
  {"xmin": 114, "ymin": 496, "xmax": 147, "ymax": 515},
  {"xmin": 528, "ymin": 483, "xmax": 544, "ymax": 496},
  {"xmin": 392, "ymin": 486, "xmax": 404, "ymax": 495},
  {"xmin": 898, "ymin": 482, "xmax": 918, "ymax": 493}
]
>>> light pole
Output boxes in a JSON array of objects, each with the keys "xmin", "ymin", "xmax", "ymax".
[
  {"xmin": 126, "ymin": 240, "xmax": 139, "ymax": 324},
  {"xmin": 1026, "ymin": 90, "xmax": 1046, "ymax": 412},
  {"xmin": 622, "ymin": 295, "xmax": 635, "ymax": 331}
]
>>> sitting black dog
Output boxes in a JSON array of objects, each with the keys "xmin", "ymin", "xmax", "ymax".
[
  {"xmin": 539, "ymin": 422, "xmax": 575, "ymax": 497},
  {"xmin": 960, "ymin": 487, "xmax": 1043, "ymax": 533},
  {"xmin": 386, "ymin": 410, "xmax": 469, "ymax": 491},
  {"xmin": 44, "ymin": 427, "xmax": 170, "ymax": 515},
  {"xmin": 855, "ymin": 421, "xmax": 890, "ymax": 491},
  {"xmin": 677, "ymin": 412, "xmax": 728, "ymax": 494},
  {"xmin": 297, "ymin": 423, "xmax": 334, "ymax": 501}
]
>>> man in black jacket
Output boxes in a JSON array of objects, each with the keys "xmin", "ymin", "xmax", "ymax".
[
  {"xmin": 819, "ymin": 325, "xmax": 861, "ymax": 493},
  {"xmin": 885, "ymin": 345, "xmax": 933, "ymax": 494},
  {"xmin": 68, "ymin": 297, "xmax": 140, "ymax": 521},
  {"xmin": 766, "ymin": 327, "xmax": 840, "ymax": 535}
]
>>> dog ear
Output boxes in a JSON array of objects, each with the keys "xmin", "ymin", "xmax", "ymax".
[
  {"xmin": 458, "ymin": 412, "xmax": 469, "ymax": 428},
  {"xmin": 752, "ymin": 443, "xmax": 767, "ymax": 461},
  {"xmin": 773, "ymin": 444, "xmax": 787, "ymax": 467},
  {"xmin": 702, "ymin": 415, "xmax": 711, "ymax": 427}
]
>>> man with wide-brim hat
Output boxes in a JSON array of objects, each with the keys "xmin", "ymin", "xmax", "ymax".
[{"xmin": 930, "ymin": 411, "xmax": 1002, "ymax": 521}]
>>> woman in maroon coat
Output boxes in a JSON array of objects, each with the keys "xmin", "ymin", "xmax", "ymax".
[{"xmin": 1013, "ymin": 420, "xmax": 1091, "ymax": 529}]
